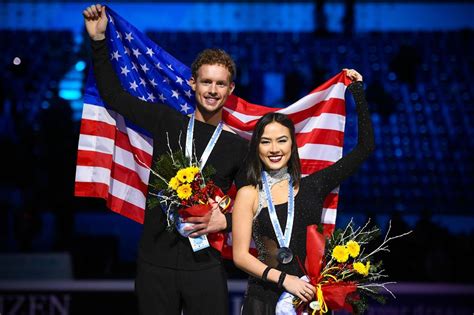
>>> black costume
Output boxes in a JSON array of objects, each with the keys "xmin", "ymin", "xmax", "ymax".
[
  {"xmin": 91, "ymin": 39, "xmax": 248, "ymax": 315},
  {"xmin": 241, "ymin": 82, "xmax": 375, "ymax": 314}
]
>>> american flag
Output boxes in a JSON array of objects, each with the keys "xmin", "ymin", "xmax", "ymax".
[{"xmin": 75, "ymin": 7, "xmax": 352, "ymax": 240}]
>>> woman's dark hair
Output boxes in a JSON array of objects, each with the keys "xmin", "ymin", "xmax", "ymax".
[{"xmin": 244, "ymin": 112, "xmax": 301, "ymax": 188}]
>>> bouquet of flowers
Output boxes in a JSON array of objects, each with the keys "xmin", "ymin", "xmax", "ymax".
[
  {"xmin": 142, "ymin": 145, "xmax": 231, "ymax": 252},
  {"xmin": 276, "ymin": 219, "xmax": 412, "ymax": 315}
]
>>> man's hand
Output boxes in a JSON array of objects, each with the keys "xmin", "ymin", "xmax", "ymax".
[
  {"xmin": 83, "ymin": 4, "xmax": 108, "ymax": 41},
  {"xmin": 183, "ymin": 202, "xmax": 227, "ymax": 237}
]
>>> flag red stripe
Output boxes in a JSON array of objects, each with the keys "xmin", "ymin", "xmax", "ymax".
[
  {"xmin": 77, "ymin": 150, "xmax": 113, "ymax": 169},
  {"xmin": 110, "ymin": 161, "xmax": 149, "ymax": 195},
  {"xmin": 223, "ymin": 72, "xmax": 350, "ymax": 115},
  {"xmin": 296, "ymin": 129, "xmax": 344, "ymax": 147},
  {"xmin": 106, "ymin": 193, "xmax": 145, "ymax": 224},
  {"xmin": 81, "ymin": 118, "xmax": 153, "ymax": 166},
  {"xmin": 223, "ymin": 98, "xmax": 345, "ymax": 132},
  {"xmin": 322, "ymin": 224, "xmax": 336, "ymax": 237},
  {"xmin": 80, "ymin": 118, "xmax": 116, "ymax": 140},
  {"xmin": 77, "ymin": 150, "xmax": 149, "ymax": 194},
  {"xmin": 224, "ymin": 95, "xmax": 276, "ymax": 115},
  {"xmin": 75, "ymin": 181, "xmax": 109, "ymax": 199},
  {"xmin": 323, "ymin": 193, "xmax": 339, "ymax": 209},
  {"xmin": 75, "ymin": 182, "xmax": 145, "ymax": 224},
  {"xmin": 288, "ymin": 99, "xmax": 346, "ymax": 125},
  {"xmin": 115, "ymin": 129, "xmax": 153, "ymax": 167}
]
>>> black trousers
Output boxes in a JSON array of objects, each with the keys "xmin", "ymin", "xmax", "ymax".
[{"xmin": 135, "ymin": 262, "xmax": 229, "ymax": 315}]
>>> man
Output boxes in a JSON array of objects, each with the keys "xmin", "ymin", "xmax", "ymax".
[{"xmin": 83, "ymin": 4, "xmax": 248, "ymax": 314}]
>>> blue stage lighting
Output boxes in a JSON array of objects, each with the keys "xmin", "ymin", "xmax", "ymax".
[{"xmin": 75, "ymin": 61, "xmax": 86, "ymax": 72}]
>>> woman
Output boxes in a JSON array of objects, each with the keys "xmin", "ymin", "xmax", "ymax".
[{"xmin": 232, "ymin": 69, "xmax": 375, "ymax": 314}]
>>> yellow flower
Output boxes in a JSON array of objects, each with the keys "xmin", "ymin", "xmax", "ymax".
[
  {"xmin": 188, "ymin": 166, "xmax": 200, "ymax": 176},
  {"xmin": 168, "ymin": 176, "xmax": 181, "ymax": 190},
  {"xmin": 332, "ymin": 245, "xmax": 349, "ymax": 263},
  {"xmin": 346, "ymin": 240, "xmax": 360, "ymax": 258},
  {"xmin": 177, "ymin": 184, "xmax": 192, "ymax": 200},
  {"xmin": 176, "ymin": 168, "xmax": 195, "ymax": 183},
  {"xmin": 353, "ymin": 261, "xmax": 369, "ymax": 276}
]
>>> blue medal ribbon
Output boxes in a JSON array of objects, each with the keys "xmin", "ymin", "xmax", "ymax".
[
  {"xmin": 261, "ymin": 171, "xmax": 295, "ymax": 255},
  {"xmin": 185, "ymin": 113, "xmax": 224, "ymax": 169}
]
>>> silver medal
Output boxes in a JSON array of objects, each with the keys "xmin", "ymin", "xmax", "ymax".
[{"xmin": 277, "ymin": 246, "xmax": 293, "ymax": 264}]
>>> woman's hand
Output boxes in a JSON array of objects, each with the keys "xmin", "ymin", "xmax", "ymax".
[
  {"xmin": 343, "ymin": 68, "xmax": 363, "ymax": 82},
  {"xmin": 282, "ymin": 274, "xmax": 316, "ymax": 303},
  {"xmin": 83, "ymin": 4, "xmax": 108, "ymax": 41}
]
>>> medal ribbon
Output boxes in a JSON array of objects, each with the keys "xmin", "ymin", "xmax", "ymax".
[
  {"xmin": 185, "ymin": 113, "xmax": 224, "ymax": 169},
  {"xmin": 261, "ymin": 171, "xmax": 295, "ymax": 250}
]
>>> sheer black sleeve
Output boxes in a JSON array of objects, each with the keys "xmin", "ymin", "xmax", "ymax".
[{"xmin": 304, "ymin": 81, "xmax": 375, "ymax": 198}]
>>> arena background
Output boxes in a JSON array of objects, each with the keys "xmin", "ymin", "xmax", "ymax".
[{"xmin": 0, "ymin": 1, "xmax": 473, "ymax": 314}]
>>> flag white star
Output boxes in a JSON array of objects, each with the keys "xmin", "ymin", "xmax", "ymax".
[
  {"xmin": 163, "ymin": 77, "xmax": 170, "ymax": 84},
  {"xmin": 120, "ymin": 65, "xmax": 130, "ymax": 76},
  {"xmin": 132, "ymin": 62, "xmax": 138, "ymax": 72},
  {"xmin": 185, "ymin": 90, "xmax": 192, "ymax": 98},
  {"xmin": 149, "ymin": 79, "xmax": 158, "ymax": 87},
  {"xmin": 116, "ymin": 31, "xmax": 122, "ymax": 39},
  {"xmin": 155, "ymin": 62, "xmax": 163, "ymax": 70},
  {"xmin": 132, "ymin": 48, "xmax": 142, "ymax": 58},
  {"xmin": 124, "ymin": 47, "xmax": 130, "ymax": 55},
  {"xmin": 180, "ymin": 103, "xmax": 191, "ymax": 113},
  {"xmin": 167, "ymin": 64, "xmax": 174, "ymax": 71},
  {"xmin": 111, "ymin": 50, "xmax": 121, "ymax": 61},
  {"xmin": 145, "ymin": 47, "xmax": 155, "ymax": 57},
  {"xmin": 171, "ymin": 90, "xmax": 180, "ymax": 99},
  {"xmin": 159, "ymin": 94, "xmax": 166, "ymax": 102},
  {"xmin": 138, "ymin": 95, "xmax": 147, "ymax": 101},
  {"xmin": 129, "ymin": 81, "xmax": 138, "ymax": 91},
  {"xmin": 140, "ymin": 63, "xmax": 150, "ymax": 73},
  {"xmin": 176, "ymin": 76, "xmax": 184, "ymax": 85},
  {"xmin": 139, "ymin": 78, "xmax": 147, "ymax": 86},
  {"xmin": 125, "ymin": 32, "xmax": 134, "ymax": 42},
  {"xmin": 109, "ymin": 15, "xmax": 114, "ymax": 24},
  {"xmin": 147, "ymin": 93, "xmax": 156, "ymax": 102}
]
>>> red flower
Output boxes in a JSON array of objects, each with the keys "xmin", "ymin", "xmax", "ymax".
[{"xmin": 191, "ymin": 181, "xmax": 200, "ymax": 191}]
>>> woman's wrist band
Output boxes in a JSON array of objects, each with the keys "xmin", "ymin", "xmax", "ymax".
[
  {"xmin": 277, "ymin": 272, "xmax": 287, "ymax": 289},
  {"xmin": 261, "ymin": 266, "xmax": 272, "ymax": 282}
]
